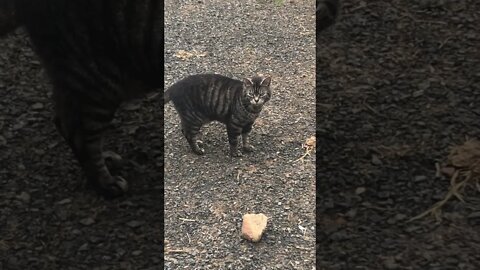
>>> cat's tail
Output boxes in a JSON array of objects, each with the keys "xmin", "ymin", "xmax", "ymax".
[
  {"xmin": 316, "ymin": 0, "xmax": 340, "ymax": 33},
  {"xmin": 0, "ymin": 0, "xmax": 21, "ymax": 37}
]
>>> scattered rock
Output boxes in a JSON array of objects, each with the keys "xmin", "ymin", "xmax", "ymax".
[
  {"xmin": 355, "ymin": 187, "xmax": 366, "ymax": 195},
  {"xmin": 371, "ymin": 154, "xmax": 382, "ymax": 165},
  {"xmin": 31, "ymin": 102, "xmax": 44, "ymax": 110},
  {"xmin": 79, "ymin": 217, "xmax": 95, "ymax": 226},
  {"xmin": 413, "ymin": 175, "xmax": 427, "ymax": 182},
  {"xmin": 78, "ymin": 243, "xmax": 88, "ymax": 252},
  {"xmin": 0, "ymin": 135, "xmax": 6, "ymax": 146},
  {"xmin": 132, "ymin": 250, "xmax": 142, "ymax": 256},
  {"xmin": 412, "ymin": 90, "xmax": 425, "ymax": 98},
  {"xmin": 394, "ymin": 214, "xmax": 407, "ymax": 221},
  {"xmin": 383, "ymin": 257, "xmax": 400, "ymax": 270},
  {"xmin": 57, "ymin": 198, "xmax": 72, "ymax": 205},
  {"xmin": 88, "ymin": 236, "xmax": 102, "ymax": 244},
  {"xmin": 241, "ymin": 213, "xmax": 268, "ymax": 242},
  {"xmin": 417, "ymin": 80, "xmax": 431, "ymax": 91},
  {"xmin": 16, "ymin": 191, "xmax": 30, "ymax": 203},
  {"xmin": 126, "ymin": 220, "xmax": 144, "ymax": 228}
]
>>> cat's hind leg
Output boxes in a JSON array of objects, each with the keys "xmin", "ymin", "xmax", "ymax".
[
  {"xmin": 180, "ymin": 118, "xmax": 205, "ymax": 155},
  {"xmin": 53, "ymin": 93, "xmax": 128, "ymax": 198}
]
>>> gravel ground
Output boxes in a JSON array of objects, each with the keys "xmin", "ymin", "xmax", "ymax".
[
  {"xmin": 317, "ymin": 0, "xmax": 480, "ymax": 269},
  {"xmin": 164, "ymin": 0, "xmax": 316, "ymax": 269}
]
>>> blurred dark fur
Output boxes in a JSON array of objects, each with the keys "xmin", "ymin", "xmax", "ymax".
[
  {"xmin": 0, "ymin": 0, "xmax": 163, "ymax": 197},
  {"xmin": 0, "ymin": 0, "xmax": 18, "ymax": 36},
  {"xmin": 316, "ymin": 0, "xmax": 340, "ymax": 33}
]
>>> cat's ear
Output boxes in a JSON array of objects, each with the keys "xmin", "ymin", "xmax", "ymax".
[
  {"xmin": 260, "ymin": 76, "xmax": 271, "ymax": 87},
  {"xmin": 243, "ymin": 78, "xmax": 253, "ymax": 86}
]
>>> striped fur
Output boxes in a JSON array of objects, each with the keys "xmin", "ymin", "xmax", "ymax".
[
  {"xmin": 165, "ymin": 74, "xmax": 271, "ymax": 157},
  {"xmin": 3, "ymin": 0, "xmax": 164, "ymax": 197}
]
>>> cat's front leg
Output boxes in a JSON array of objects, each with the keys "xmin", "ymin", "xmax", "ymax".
[
  {"xmin": 54, "ymin": 97, "xmax": 128, "ymax": 198},
  {"xmin": 227, "ymin": 123, "xmax": 243, "ymax": 157},
  {"xmin": 242, "ymin": 123, "xmax": 255, "ymax": 153}
]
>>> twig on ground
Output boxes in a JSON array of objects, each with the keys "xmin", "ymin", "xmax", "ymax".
[
  {"xmin": 409, "ymin": 139, "xmax": 480, "ymax": 222},
  {"xmin": 179, "ymin": 217, "xmax": 196, "ymax": 222},
  {"xmin": 294, "ymin": 136, "xmax": 316, "ymax": 163},
  {"xmin": 408, "ymin": 171, "xmax": 467, "ymax": 222},
  {"xmin": 165, "ymin": 248, "xmax": 194, "ymax": 254}
]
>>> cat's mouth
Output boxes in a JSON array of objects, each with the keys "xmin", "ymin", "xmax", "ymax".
[{"xmin": 248, "ymin": 104, "xmax": 263, "ymax": 113}]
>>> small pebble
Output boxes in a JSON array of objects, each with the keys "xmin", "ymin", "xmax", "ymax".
[
  {"xmin": 16, "ymin": 191, "xmax": 30, "ymax": 203},
  {"xmin": 126, "ymin": 220, "xmax": 144, "ymax": 228},
  {"xmin": 31, "ymin": 102, "xmax": 44, "ymax": 110},
  {"xmin": 78, "ymin": 243, "xmax": 89, "ymax": 251},
  {"xmin": 57, "ymin": 198, "xmax": 72, "ymax": 205},
  {"xmin": 79, "ymin": 217, "xmax": 95, "ymax": 226},
  {"xmin": 371, "ymin": 154, "xmax": 382, "ymax": 165},
  {"xmin": 355, "ymin": 187, "xmax": 366, "ymax": 195}
]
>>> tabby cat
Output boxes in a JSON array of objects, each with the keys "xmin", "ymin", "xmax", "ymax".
[
  {"xmin": 1, "ymin": 0, "xmax": 163, "ymax": 197},
  {"xmin": 164, "ymin": 74, "xmax": 271, "ymax": 157}
]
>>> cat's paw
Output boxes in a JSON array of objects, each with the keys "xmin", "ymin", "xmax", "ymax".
[
  {"xmin": 230, "ymin": 150, "xmax": 243, "ymax": 157},
  {"xmin": 243, "ymin": 144, "xmax": 255, "ymax": 153},
  {"xmin": 103, "ymin": 150, "xmax": 125, "ymax": 172},
  {"xmin": 93, "ymin": 175, "xmax": 129, "ymax": 199},
  {"xmin": 192, "ymin": 147, "xmax": 205, "ymax": 155},
  {"xmin": 102, "ymin": 150, "xmax": 122, "ymax": 162},
  {"xmin": 189, "ymin": 140, "xmax": 205, "ymax": 155}
]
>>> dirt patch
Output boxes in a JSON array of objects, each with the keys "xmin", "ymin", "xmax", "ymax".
[{"xmin": 317, "ymin": 0, "xmax": 480, "ymax": 269}]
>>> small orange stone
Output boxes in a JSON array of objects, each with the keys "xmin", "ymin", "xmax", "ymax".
[{"xmin": 241, "ymin": 213, "xmax": 268, "ymax": 242}]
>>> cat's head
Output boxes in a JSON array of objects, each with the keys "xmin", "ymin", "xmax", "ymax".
[{"xmin": 242, "ymin": 76, "xmax": 271, "ymax": 113}]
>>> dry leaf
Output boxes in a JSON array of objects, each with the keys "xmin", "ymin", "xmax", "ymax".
[
  {"xmin": 294, "ymin": 136, "xmax": 316, "ymax": 162},
  {"xmin": 245, "ymin": 165, "xmax": 258, "ymax": 174},
  {"xmin": 305, "ymin": 136, "xmax": 316, "ymax": 148}
]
